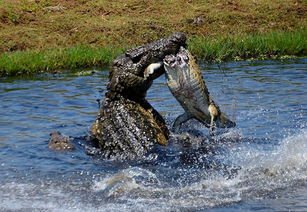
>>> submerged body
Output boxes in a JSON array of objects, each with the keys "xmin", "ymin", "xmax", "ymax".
[{"xmin": 163, "ymin": 47, "xmax": 236, "ymax": 135}]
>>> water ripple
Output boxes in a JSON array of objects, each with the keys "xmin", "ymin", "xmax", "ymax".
[{"xmin": 0, "ymin": 60, "xmax": 306, "ymax": 211}]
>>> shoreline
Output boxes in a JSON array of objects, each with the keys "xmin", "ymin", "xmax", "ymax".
[
  {"xmin": 1, "ymin": 0, "xmax": 306, "ymax": 77},
  {"xmin": 0, "ymin": 30, "xmax": 306, "ymax": 77}
]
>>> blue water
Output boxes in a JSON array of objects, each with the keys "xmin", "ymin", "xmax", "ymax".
[{"xmin": 0, "ymin": 59, "xmax": 306, "ymax": 211}]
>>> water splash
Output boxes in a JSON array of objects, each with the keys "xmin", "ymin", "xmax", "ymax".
[{"xmin": 0, "ymin": 59, "xmax": 306, "ymax": 211}]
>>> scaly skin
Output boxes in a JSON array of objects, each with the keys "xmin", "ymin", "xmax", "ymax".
[
  {"xmin": 48, "ymin": 131, "xmax": 75, "ymax": 151},
  {"xmin": 91, "ymin": 32, "xmax": 187, "ymax": 160},
  {"xmin": 163, "ymin": 47, "xmax": 236, "ymax": 135}
]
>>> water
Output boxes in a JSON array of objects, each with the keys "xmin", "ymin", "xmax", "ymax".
[{"xmin": 0, "ymin": 59, "xmax": 306, "ymax": 211}]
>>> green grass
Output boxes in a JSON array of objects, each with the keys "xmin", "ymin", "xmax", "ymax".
[
  {"xmin": 0, "ymin": 30, "xmax": 306, "ymax": 76},
  {"xmin": 188, "ymin": 30, "xmax": 307, "ymax": 62},
  {"xmin": 0, "ymin": 46, "xmax": 125, "ymax": 76},
  {"xmin": 0, "ymin": 0, "xmax": 306, "ymax": 76}
]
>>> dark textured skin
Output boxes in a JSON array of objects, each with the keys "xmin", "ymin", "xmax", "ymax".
[
  {"xmin": 48, "ymin": 131, "xmax": 75, "ymax": 151},
  {"xmin": 91, "ymin": 32, "xmax": 187, "ymax": 160}
]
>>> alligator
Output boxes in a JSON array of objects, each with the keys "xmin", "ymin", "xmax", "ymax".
[
  {"xmin": 90, "ymin": 32, "xmax": 187, "ymax": 160},
  {"xmin": 163, "ymin": 46, "xmax": 236, "ymax": 135}
]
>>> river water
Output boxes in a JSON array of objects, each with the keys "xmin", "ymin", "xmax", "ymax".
[{"xmin": 0, "ymin": 59, "xmax": 306, "ymax": 211}]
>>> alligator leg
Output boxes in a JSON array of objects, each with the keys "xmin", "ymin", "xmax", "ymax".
[
  {"xmin": 209, "ymin": 115, "xmax": 216, "ymax": 136},
  {"xmin": 208, "ymin": 103, "xmax": 219, "ymax": 136},
  {"xmin": 172, "ymin": 112, "xmax": 191, "ymax": 133}
]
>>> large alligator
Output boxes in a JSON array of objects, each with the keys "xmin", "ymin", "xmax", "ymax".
[{"xmin": 90, "ymin": 32, "xmax": 187, "ymax": 160}]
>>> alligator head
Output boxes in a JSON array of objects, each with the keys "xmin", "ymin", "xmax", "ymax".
[
  {"xmin": 164, "ymin": 47, "xmax": 236, "ymax": 135},
  {"xmin": 106, "ymin": 32, "xmax": 187, "ymax": 102}
]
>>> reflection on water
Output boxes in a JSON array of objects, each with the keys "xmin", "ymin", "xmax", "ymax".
[{"xmin": 0, "ymin": 59, "xmax": 306, "ymax": 211}]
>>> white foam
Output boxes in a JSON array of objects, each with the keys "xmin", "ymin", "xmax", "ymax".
[
  {"xmin": 1, "ymin": 130, "xmax": 306, "ymax": 211},
  {"xmin": 275, "ymin": 129, "xmax": 307, "ymax": 167},
  {"xmin": 242, "ymin": 128, "xmax": 307, "ymax": 171},
  {"xmin": 92, "ymin": 167, "xmax": 161, "ymax": 198}
]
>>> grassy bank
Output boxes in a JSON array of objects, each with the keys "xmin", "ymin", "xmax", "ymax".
[
  {"xmin": 189, "ymin": 30, "xmax": 307, "ymax": 62},
  {"xmin": 0, "ymin": 46, "xmax": 125, "ymax": 76},
  {"xmin": 0, "ymin": 0, "xmax": 306, "ymax": 76},
  {"xmin": 0, "ymin": 29, "xmax": 306, "ymax": 76}
]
